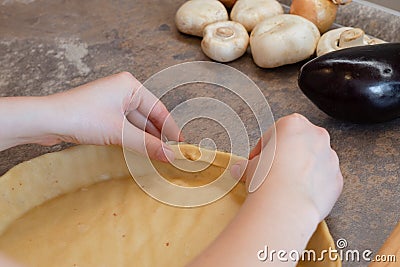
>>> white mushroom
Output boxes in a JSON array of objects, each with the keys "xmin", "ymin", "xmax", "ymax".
[
  {"xmin": 175, "ymin": 0, "xmax": 229, "ymax": 37},
  {"xmin": 316, "ymin": 27, "xmax": 386, "ymax": 56},
  {"xmin": 230, "ymin": 0, "xmax": 284, "ymax": 32},
  {"xmin": 250, "ymin": 14, "xmax": 320, "ymax": 68},
  {"xmin": 201, "ymin": 21, "xmax": 249, "ymax": 62},
  {"xmin": 290, "ymin": 0, "xmax": 352, "ymax": 34}
]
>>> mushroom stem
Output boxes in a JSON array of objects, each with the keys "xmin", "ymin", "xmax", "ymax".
[
  {"xmin": 331, "ymin": 0, "xmax": 352, "ymax": 5},
  {"xmin": 215, "ymin": 27, "xmax": 235, "ymax": 38},
  {"xmin": 338, "ymin": 28, "xmax": 365, "ymax": 49}
]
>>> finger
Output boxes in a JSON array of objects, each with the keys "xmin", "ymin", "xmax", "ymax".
[
  {"xmin": 316, "ymin": 125, "xmax": 332, "ymax": 147},
  {"xmin": 129, "ymin": 86, "xmax": 183, "ymax": 142},
  {"xmin": 246, "ymin": 129, "xmax": 276, "ymax": 192},
  {"xmin": 123, "ymin": 121, "xmax": 175, "ymax": 162},
  {"xmin": 331, "ymin": 149, "xmax": 343, "ymax": 193},
  {"xmin": 249, "ymin": 113, "xmax": 313, "ymax": 160},
  {"xmin": 249, "ymin": 123, "xmax": 275, "ymax": 160},
  {"xmin": 243, "ymin": 154, "xmax": 262, "ymax": 188},
  {"xmin": 249, "ymin": 139, "xmax": 262, "ymax": 160},
  {"xmin": 243, "ymin": 156, "xmax": 258, "ymax": 183},
  {"xmin": 336, "ymin": 169, "xmax": 344, "ymax": 196},
  {"xmin": 277, "ymin": 113, "xmax": 313, "ymax": 133},
  {"xmin": 0, "ymin": 253, "xmax": 24, "ymax": 267},
  {"xmin": 126, "ymin": 110, "xmax": 162, "ymax": 139},
  {"xmin": 159, "ymin": 111, "xmax": 184, "ymax": 142},
  {"xmin": 230, "ymin": 159, "xmax": 248, "ymax": 181}
]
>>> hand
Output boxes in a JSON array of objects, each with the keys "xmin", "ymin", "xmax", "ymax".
[
  {"xmin": 190, "ymin": 114, "xmax": 343, "ymax": 266},
  {"xmin": 0, "ymin": 72, "xmax": 182, "ymax": 161},
  {"xmin": 46, "ymin": 72, "xmax": 182, "ymax": 162},
  {"xmin": 244, "ymin": 113, "xmax": 343, "ymax": 221},
  {"xmin": 0, "ymin": 253, "xmax": 23, "ymax": 267}
]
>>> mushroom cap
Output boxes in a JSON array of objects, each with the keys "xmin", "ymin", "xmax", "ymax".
[
  {"xmin": 316, "ymin": 27, "xmax": 386, "ymax": 57},
  {"xmin": 175, "ymin": 0, "xmax": 229, "ymax": 37},
  {"xmin": 250, "ymin": 14, "xmax": 320, "ymax": 68},
  {"xmin": 231, "ymin": 0, "xmax": 284, "ymax": 32},
  {"xmin": 201, "ymin": 21, "xmax": 249, "ymax": 62}
]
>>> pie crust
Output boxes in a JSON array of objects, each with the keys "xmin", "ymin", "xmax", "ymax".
[{"xmin": 0, "ymin": 145, "xmax": 341, "ymax": 266}]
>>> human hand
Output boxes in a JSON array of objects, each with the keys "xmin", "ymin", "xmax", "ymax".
[
  {"xmin": 237, "ymin": 113, "xmax": 343, "ymax": 222},
  {"xmin": 0, "ymin": 253, "xmax": 24, "ymax": 267},
  {"xmin": 45, "ymin": 72, "xmax": 182, "ymax": 162},
  {"xmin": 190, "ymin": 114, "xmax": 343, "ymax": 267}
]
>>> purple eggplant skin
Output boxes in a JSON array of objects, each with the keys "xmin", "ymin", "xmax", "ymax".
[{"xmin": 298, "ymin": 43, "xmax": 400, "ymax": 123}]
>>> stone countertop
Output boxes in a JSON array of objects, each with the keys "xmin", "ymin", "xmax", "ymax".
[{"xmin": 0, "ymin": 0, "xmax": 399, "ymax": 265}]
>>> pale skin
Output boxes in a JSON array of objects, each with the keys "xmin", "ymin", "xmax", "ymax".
[
  {"xmin": 189, "ymin": 114, "xmax": 343, "ymax": 266},
  {"xmin": 0, "ymin": 72, "xmax": 182, "ymax": 161},
  {"xmin": 0, "ymin": 73, "xmax": 343, "ymax": 266}
]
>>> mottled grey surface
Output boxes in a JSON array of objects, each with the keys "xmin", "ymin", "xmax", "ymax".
[
  {"xmin": 336, "ymin": 1, "xmax": 400, "ymax": 43},
  {"xmin": 366, "ymin": 0, "xmax": 400, "ymax": 11},
  {"xmin": 0, "ymin": 0, "xmax": 399, "ymax": 266},
  {"xmin": 279, "ymin": 0, "xmax": 400, "ymax": 42}
]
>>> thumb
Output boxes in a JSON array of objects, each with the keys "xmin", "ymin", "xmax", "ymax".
[
  {"xmin": 234, "ymin": 152, "xmax": 273, "ymax": 193},
  {"xmin": 123, "ymin": 122, "xmax": 175, "ymax": 162},
  {"xmin": 230, "ymin": 160, "xmax": 248, "ymax": 182}
]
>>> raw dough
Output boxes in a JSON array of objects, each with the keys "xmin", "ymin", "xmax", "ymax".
[
  {"xmin": 0, "ymin": 145, "xmax": 341, "ymax": 266},
  {"xmin": 369, "ymin": 222, "xmax": 400, "ymax": 267}
]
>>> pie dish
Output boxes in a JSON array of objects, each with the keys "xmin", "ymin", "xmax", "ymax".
[{"xmin": 0, "ymin": 145, "xmax": 341, "ymax": 266}]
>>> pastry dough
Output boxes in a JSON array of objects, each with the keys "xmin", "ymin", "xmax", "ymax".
[
  {"xmin": 369, "ymin": 222, "xmax": 400, "ymax": 267},
  {"xmin": 0, "ymin": 145, "xmax": 341, "ymax": 266}
]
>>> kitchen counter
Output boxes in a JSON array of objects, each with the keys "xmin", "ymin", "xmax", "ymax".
[{"xmin": 0, "ymin": 0, "xmax": 399, "ymax": 265}]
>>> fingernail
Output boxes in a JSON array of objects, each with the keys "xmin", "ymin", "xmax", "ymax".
[
  {"xmin": 157, "ymin": 144, "xmax": 175, "ymax": 163},
  {"xmin": 231, "ymin": 160, "xmax": 246, "ymax": 181}
]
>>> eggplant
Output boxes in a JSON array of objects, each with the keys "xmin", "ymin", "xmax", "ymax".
[{"xmin": 298, "ymin": 43, "xmax": 400, "ymax": 123}]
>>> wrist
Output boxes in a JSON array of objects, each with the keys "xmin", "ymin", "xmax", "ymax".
[
  {"xmin": 248, "ymin": 175, "xmax": 321, "ymax": 246},
  {"xmin": 0, "ymin": 96, "xmax": 62, "ymax": 150},
  {"xmin": 270, "ymin": 178, "xmax": 320, "ymax": 226}
]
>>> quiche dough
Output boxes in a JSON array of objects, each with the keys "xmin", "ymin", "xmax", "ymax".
[
  {"xmin": 369, "ymin": 222, "xmax": 400, "ymax": 267},
  {"xmin": 0, "ymin": 145, "xmax": 341, "ymax": 266}
]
